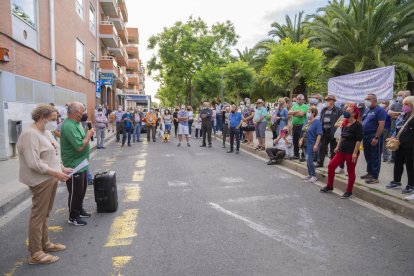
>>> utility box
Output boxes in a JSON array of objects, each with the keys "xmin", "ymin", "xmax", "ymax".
[{"xmin": 8, "ymin": 120, "xmax": 22, "ymax": 144}]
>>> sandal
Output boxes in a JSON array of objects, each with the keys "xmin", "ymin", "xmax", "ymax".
[
  {"xmin": 43, "ymin": 242, "xmax": 66, "ymax": 253},
  {"xmin": 28, "ymin": 252, "xmax": 59, "ymax": 265}
]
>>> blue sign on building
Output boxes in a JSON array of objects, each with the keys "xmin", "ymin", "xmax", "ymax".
[
  {"xmin": 95, "ymin": 80, "xmax": 101, "ymax": 98},
  {"xmin": 100, "ymin": 73, "xmax": 113, "ymax": 86}
]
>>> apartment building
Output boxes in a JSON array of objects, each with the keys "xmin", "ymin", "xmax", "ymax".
[{"xmin": 0, "ymin": 0, "xmax": 99, "ymax": 159}]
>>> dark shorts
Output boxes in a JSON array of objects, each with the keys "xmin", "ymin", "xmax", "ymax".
[
  {"xmin": 242, "ymin": 125, "xmax": 255, "ymax": 132},
  {"xmin": 256, "ymin": 122, "xmax": 266, "ymax": 138}
]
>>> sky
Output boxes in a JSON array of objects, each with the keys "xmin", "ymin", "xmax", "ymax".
[{"xmin": 125, "ymin": 0, "xmax": 328, "ymax": 102}]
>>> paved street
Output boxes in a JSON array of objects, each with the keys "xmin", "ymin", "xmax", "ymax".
[{"xmin": 1, "ymin": 137, "xmax": 414, "ymax": 276}]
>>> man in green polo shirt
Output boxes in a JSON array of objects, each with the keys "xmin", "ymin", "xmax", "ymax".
[
  {"xmin": 61, "ymin": 102, "xmax": 94, "ymax": 226},
  {"xmin": 288, "ymin": 94, "xmax": 308, "ymax": 159}
]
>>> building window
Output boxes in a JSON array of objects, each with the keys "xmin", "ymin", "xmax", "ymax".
[
  {"xmin": 75, "ymin": 0, "xmax": 83, "ymax": 20},
  {"xmin": 89, "ymin": 4, "xmax": 96, "ymax": 35},
  {"xmin": 89, "ymin": 52, "xmax": 97, "ymax": 81},
  {"xmin": 76, "ymin": 39, "xmax": 85, "ymax": 76},
  {"xmin": 12, "ymin": 0, "xmax": 37, "ymax": 28}
]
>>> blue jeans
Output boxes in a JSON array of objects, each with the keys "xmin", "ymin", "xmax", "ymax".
[
  {"xmin": 165, "ymin": 124, "xmax": 172, "ymax": 132},
  {"xmin": 363, "ymin": 134, "xmax": 383, "ymax": 179},
  {"xmin": 307, "ymin": 151, "xmax": 317, "ymax": 177},
  {"xmin": 188, "ymin": 120, "xmax": 193, "ymax": 135},
  {"xmin": 216, "ymin": 114, "xmax": 222, "ymax": 132},
  {"xmin": 133, "ymin": 123, "xmax": 142, "ymax": 142},
  {"xmin": 122, "ymin": 127, "xmax": 132, "ymax": 145}
]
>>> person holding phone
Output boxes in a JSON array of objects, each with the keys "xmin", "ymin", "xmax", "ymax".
[{"xmin": 266, "ymin": 126, "xmax": 293, "ymax": 165}]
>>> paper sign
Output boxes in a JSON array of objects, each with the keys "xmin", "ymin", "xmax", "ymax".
[{"xmin": 69, "ymin": 159, "xmax": 89, "ymax": 177}]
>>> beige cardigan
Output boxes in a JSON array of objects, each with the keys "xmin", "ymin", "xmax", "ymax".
[{"xmin": 16, "ymin": 124, "xmax": 61, "ymax": 187}]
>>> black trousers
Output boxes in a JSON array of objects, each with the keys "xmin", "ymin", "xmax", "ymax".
[
  {"xmin": 292, "ymin": 124, "xmax": 303, "ymax": 157},
  {"xmin": 174, "ymin": 122, "xmax": 179, "ymax": 137},
  {"xmin": 222, "ymin": 124, "xmax": 229, "ymax": 146},
  {"xmin": 66, "ymin": 171, "xmax": 88, "ymax": 219},
  {"xmin": 266, "ymin": 148, "xmax": 286, "ymax": 160},
  {"xmin": 202, "ymin": 121, "xmax": 212, "ymax": 145},
  {"xmin": 394, "ymin": 146, "xmax": 414, "ymax": 187},
  {"xmin": 115, "ymin": 122, "xmax": 122, "ymax": 142},
  {"xmin": 318, "ymin": 129, "xmax": 338, "ymax": 166},
  {"xmin": 229, "ymin": 127, "xmax": 240, "ymax": 151}
]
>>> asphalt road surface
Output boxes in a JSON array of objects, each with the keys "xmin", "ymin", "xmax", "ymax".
[{"xmin": 1, "ymin": 136, "xmax": 414, "ymax": 276}]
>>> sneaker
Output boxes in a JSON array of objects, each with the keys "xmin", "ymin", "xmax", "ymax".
[
  {"xmin": 315, "ymin": 164, "xmax": 323, "ymax": 169},
  {"xmin": 177, "ymin": 143, "xmax": 181, "ymax": 147},
  {"xmin": 222, "ymin": 145, "xmax": 226, "ymax": 148},
  {"xmin": 68, "ymin": 217, "xmax": 87, "ymax": 226},
  {"xmin": 200, "ymin": 144, "xmax": 206, "ymax": 147},
  {"xmin": 386, "ymin": 181, "xmax": 402, "ymax": 189},
  {"xmin": 383, "ymin": 158, "xmax": 389, "ymax": 162},
  {"xmin": 308, "ymin": 176, "xmax": 318, "ymax": 183},
  {"xmin": 360, "ymin": 173, "xmax": 373, "ymax": 179},
  {"xmin": 320, "ymin": 186, "xmax": 333, "ymax": 193},
  {"xmin": 208, "ymin": 144, "xmax": 212, "ymax": 148},
  {"xmin": 335, "ymin": 168, "xmax": 344, "ymax": 174},
  {"xmin": 227, "ymin": 150, "xmax": 233, "ymax": 153},
  {"xmin": 405, "ymin": 194, "xmax": 414, "ymax": 201},
  {"xmin": 187, "ymin": 143, "xmax": 191, "ymax": 147},
  {"xmin": 402, "ymin": 186, "xmax": 414, "ymax": 194},
  {"xmin": 291, "ymin": 156, "xmax": 299, "ymax": 160},
  {"xmin": 299, "ymin": 157, "xmax": 306, "ymax": 162},
  {"xmin": 341, "ymin": 192, "xmax": 353, "ymax": 199},
  {"xmin": 365, "ymin": 178, "xmax": 379, "ymax": 184},
  {"xmin": 121, "ymin": 144, "xmax": 125, "ymax": 148},
  {"xmin": 267, "ymin": 160, "xmax": 276, "ymax": 165},
  {"xmin": 235, "ymin": 150, "xmax": 239, "ymax": 154},
  {"xmin": 80, "ymin": 209, "xmax": 91, "ymax": 218}
]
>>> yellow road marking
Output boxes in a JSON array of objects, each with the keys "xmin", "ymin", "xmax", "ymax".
[
  {"xmin": 111, "ymin": 256, "xmax": 132, "ymax": 276},
  {"xmin": 48, "ymin": 226, "xmax": 63, "ymax": 232},
  {"xmin": 137, "ymin": 153, "xmax": 147, "ymax": 159},
  {"xmin": 4, "ymin": 259, "xmax": 25, "ymax": 276},
  {"xmin": 105, "ymin": 209, "xmax": 139, "ymax": 247},
  {"xmin": 124, "ymin": 186, "xmax": 141, "ymax": 202},
  {"xmin": 132, "ymin": 170, "xmax": 145, "ymax": 182},
  {"xmin": 25, "ymin": 239, "xmax": 29, "ymax": 246},
  {"xmin": 135, "ymin": 160, "xmax": 146, "ymax": 168},
  {"xmin": 54, "ymin": 208, "xmax": 65, "ymax": 214}
]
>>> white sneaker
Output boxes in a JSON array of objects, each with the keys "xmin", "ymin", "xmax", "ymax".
[
  {"xmin": 308, "ymin": 176, "xmax": 318, "ymax": 183},
  {"xmin": 303, "ymin": 175, "xmax": 312, "ymax": 181},
  {"xmin": 335, "ymin": 168, "xmax": 344, "ymax": 174},
  {"xmin": 405, "ymin": 194, "xmax": 414, "ymax": 201}
]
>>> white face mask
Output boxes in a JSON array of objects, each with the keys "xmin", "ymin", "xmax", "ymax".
[
  {"xmin": 364, "ymin": 100, "xmax": 372, "ymax": 108},
  {"xmin": 379, "ymin": 104, "xmax": 386, "ymax": 109},
  {"xmin": 45, "ymin": 120, "xmax": 57, "ymax": 132}
]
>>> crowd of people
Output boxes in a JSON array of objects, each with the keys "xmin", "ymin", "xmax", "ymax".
[{"xmin": 14, "ymin": 89, "xmax": 414, "ymax": 264}]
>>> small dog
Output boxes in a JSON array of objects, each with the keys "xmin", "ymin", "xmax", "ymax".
[{"xmin": 162, "ymin": 130, "xmax": 171, "ymax": 143}]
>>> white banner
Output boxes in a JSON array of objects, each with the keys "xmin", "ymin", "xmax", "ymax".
[{"xmin": 328, "ymin": 66, "xmax": 395, "ymax": 103}]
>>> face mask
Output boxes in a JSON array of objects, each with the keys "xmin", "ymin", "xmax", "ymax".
[
  {"xmin": 306, "ymin": 112, "xmax": 312, "ymax": 119},
  {"xmin": 310, "ymin": 98, "xmax": 318, "ymax": 105},
  {"xmin": 402, "ymin": 105, "xmax": 412, "ymax": 114},
  {"xmin": 343, "ymin": 111, "xmax": 351, "ymax": 119},
  {"xmin": 45, "ymin": 120, "xmax": 57, "ymax": 131},
  {"xmin": 397, "ymin": 96, "xmax": 403, "ymax": 102},
  {"xmin": 364, "ymin": 100, "xmax": 372, "ymax": 108},
  {"xmin": 379, "ymin": 104, "xmax": 386, "ymax": 109},
  {"xmin": 118, "ymin": 108, "xmax": 122, "ymax": 111},
  {"xmin": 98, "ymin": 112, "xmax": 103, "ymax": 116}
]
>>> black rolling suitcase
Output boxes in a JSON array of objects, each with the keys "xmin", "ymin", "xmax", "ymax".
[{"xmin": 94, "ymin": 171, "xmax": 118, "ymax": 212}]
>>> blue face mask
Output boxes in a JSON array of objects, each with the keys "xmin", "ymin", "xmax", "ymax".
[
  {"xmin": 306, "ymin": 112, "xmax": 312, "ymax": 119},
  {"xmin": 310, "ymin": 98, "xmax": 318, "ymax": 105},
  {"xmin": 397, "ymin": 96, "xmax": 403, "ymax": 102},
  {"xmin": 343, "ymin": 112, "xmax": 351, "ymax": 119}
]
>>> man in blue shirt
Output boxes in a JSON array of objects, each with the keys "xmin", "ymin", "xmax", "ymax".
[
  {"xmin": 361, "ymin": 93, "xmax": 386, "ymax": 184},
  {"xmin": 121, "ymin": 108, "xmax": 133, "ymax": 147},
  {"xmin": 228, "ymin": 105, "xmax": 243, "ymax": 154},
  {"xmin": 254, "ymin": 99, "xmax": 268, "ymax": 151}
]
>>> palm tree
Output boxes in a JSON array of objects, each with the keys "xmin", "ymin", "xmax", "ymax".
[
  {"xmin": 307, "ymin": 0, "xmax": 414, "ymax": 81},
  {"xmin": 268, "ymin": 11, "xmax": 307, "ymax": 42}
]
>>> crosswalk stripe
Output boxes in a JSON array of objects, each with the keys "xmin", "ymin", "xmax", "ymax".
[{"xmin": 105, "ymin": 209, "xmax": 139, "ymax": 247}]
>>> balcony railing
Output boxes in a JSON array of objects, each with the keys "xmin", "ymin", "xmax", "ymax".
[
  {"xmin": 127, "ymin": 58, "xmax": 139, "ymax": 71},
  {"xmin": 127, "ymin": 73, "xmax": 139, "ymax": 84},
  {"xmin": 99, "ymin": 0, "xmax": 118, "ymax": 17},
  {"xmin": 99, "ymin": 21, "xmax": 118, "ymax": 48},
  {"xmin": 118, "ymin": 2, "xmax": 128, "ymax": 22},
  {"xmin": 100, "ymin": 56, "xmax": 118, "ymax": 78}
]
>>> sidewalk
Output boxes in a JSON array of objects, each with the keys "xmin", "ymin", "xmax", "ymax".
[
  {"xmin": 216, "ymin": 129, "xmax": 414, "ymax": 220},
  {"xmin": 0, "ymin": 130, "xmax": 116, "ymax": 218}
]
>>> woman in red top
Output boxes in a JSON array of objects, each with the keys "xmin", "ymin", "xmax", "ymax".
[{"xmin": 320, "ymin": 104, "xmax": 363, "ymax": 198}]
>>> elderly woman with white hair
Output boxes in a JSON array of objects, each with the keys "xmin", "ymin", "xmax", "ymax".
[
  {"xmin": 17, "ymin": 104, "xmax": 73, "ymax": 264},
  {"xmin": 386, "ymin": 96, "xmax": 414, "ymax": 197}
]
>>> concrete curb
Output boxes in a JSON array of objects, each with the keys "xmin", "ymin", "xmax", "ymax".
[
  {"xmin": 0, "ymin": 133, "xmax": 116, "ymax": 219},
  {"xmin": 214, "ymin": 134, "xmax": 414, "ymax": 221}
]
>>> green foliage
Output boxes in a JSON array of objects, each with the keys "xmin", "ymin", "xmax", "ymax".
[
  {"xmin": 223, "ymin": 61, "xmax": 256, "ymax": 103},
  {"xmin": 147, "ymin": 17, "xmax": 238, "ymax": 106},
  {"xmin": 261, "ymin": 38, "xmax": 326, "ymax": 98},
  {"xmin": 268, "ymin": 11, "xmax": 308, "ymax": 43},
  {"xmin": 192, "ymin": 64, "xmax": 222, "ymax": 102}
]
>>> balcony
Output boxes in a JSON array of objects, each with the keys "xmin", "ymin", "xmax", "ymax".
[
  {"xmin": 127, "ymin": 27, "xmax": 139, "ymax": 44},
  {"xmin": 125, "ymin": 88, "xmax": 139, "ymax": 94},
  {"xmin": 118, "ymin": 2, "xmax": 128, "ymax": 23},
  {"xmin": 99, "ymin": 21, "xmax": 118, "ymax": 48},
  {"xmin": 108, "ymin": 39, "xmax": 128, "ymax": 66},
  {"xmin": 118, "ymin": 28, "xmax": 129, "ymax": 44},
  {"xmin": 125, "ymin": 44, "xmax": 139, "ymax": 58},
  {"xmin": 127, "ymin": 58, "xmax": 139, "ymax": 71},
  {"xmin": 100, "ymin": 56, "xmax": 119, "ymax": 78},
  {"xmin": 127, "ymin": 73, "xmax": 139, "ymax": 85},
  {"xmin": 99, "ymin": 0, "xmax": 118, "ymax": 17},
  {"xmin": 109, "ymin": 8, "xmax": 126, "ymax": 32}
]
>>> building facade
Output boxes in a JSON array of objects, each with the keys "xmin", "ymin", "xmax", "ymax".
[{"xmin": 0, "ymin": 0, "xmax": 144, "ymax": 159}]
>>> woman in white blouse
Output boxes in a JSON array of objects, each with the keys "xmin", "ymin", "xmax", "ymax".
[{"xmin": 17, "ymin": 104, "xmax": 72, "ymax": 265}]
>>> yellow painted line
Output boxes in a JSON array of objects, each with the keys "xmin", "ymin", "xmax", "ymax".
[
  {"xmin": 132, "ymin": 170, "xmax": 145, "ymax": 182},
  {"xmin": 48, "ymin": 226, "xmax": 63, "ymax": 232},
  {"xmin": 25, "ymin": 239, "xmax": 29, "ymax": 247},
  {"xmin": 54, "ymin": 208, "xmax": 65, "ymax": 214},
  {"xmin": 4, "ymin": 259, "xmax": 25, "ymax": 276},
  {"xmin": 137, "ymin": 153, "xmax": 147, "ymax": 159},
  {"xmin": 111, "ymin": 256, "xmax": 132, "ymax": 276},
  {"xmin": 105, "ymin": 209, "xmax": 139, "ymax": 247},
  {"xmin": 124, "ymin": 186, "xmax": 141, "ymax": 202},
  {"xmin": 135, "ymin": 160, "xmax": 146, "ymax": 168}
]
